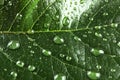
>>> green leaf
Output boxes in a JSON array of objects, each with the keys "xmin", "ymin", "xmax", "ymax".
[{"xmin": 0, "ymin": 0, "xmax": 120, "ymax": 80}]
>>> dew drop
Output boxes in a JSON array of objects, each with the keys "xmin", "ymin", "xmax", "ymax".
[
  {"xmin": 0, "ymin": 46, "xmax": 3, "ymax": 52},
  {"xmin": 8, "ymin": 1, "xmax": 12, "ymax": 6},
  {"xmin": 30, "ymin": 50, "xmax": 35, "ymax": 54},
  {"xmin": 10, "ymin": 71, "xmax": 17, "ymax": 78},
  {"xmin": 95, "ymin": 26, "xmax": 102, "ymax": 29},
  {"xmin": 110, "ymin": 68, "xmax": 116, "ymax": 72},
  {"xmin": 59, "ymin": 54, "xmax": 65, "ymax": 58},
  {"xmin": 62, "ymin": 17, "xmax": 70, "ymax": 26},
  {"xmin": 111, "ymin": 23, "xmax": 118, "ymax": 28},
  {"xmin": 87, "ymin": 71, "xmax": 101, "ymax": 80},
  {"xmin": 27, "ymin": 29, "xmax": 35, "ymax": 34},
  {"xmin": 28, "ymin": 65, "xmax": 36, "ymax": 71},
  {"xmin": 16, "ymin": 61, "xmax": 24, "ymax": 67},
  {"xmin": 95, "ymin": 32, "xmax": 102, "ymax": 38},
  {"xmin": 7, "ymin": 40, "xmax": 20, "ymax": 50},
  {"xmin": 66, "ymin": 56, "xmax": 72, "ymax": 61},
  {"xmin": 42, "ymin": 49, "xmax": 52, "ymax": 56},
  {"xmin": 53, "ymin": 36, "xmax": 64, "ymax": 44},
  {"xmin": 27, "ymin": 37, "xmax": 35, "ymax": 42},
  {"xmin": 74, "ymin": 36, "xmax": 81, "ymax": 41},
  {"xmin": 53, "ymin": 14, "xmax": 59, "ymax": 20},
  {"xmin": 54, "ymin": 74, "xmax": 66, "ymax": 80},
  {"xmin": 96, "ymin": 65, "xmax": 102, "ymax": 69},
  {"xmin": 103, "ymin": 12, "xmax": 108, "ymax": 16},
  {"xmin": 44, "ymin": 23, "xmax": 50, "ymax": 28},
  {"xmin": 117, "ymin": 42, "xmax": 120, "ymax": 47},
  {"xmin": 33, "ymin": 42, "xmax": 38, "ymax": 46},
  {"xmin": 91, "ymin": 48, "xmax": 104, "ymax": 56}
]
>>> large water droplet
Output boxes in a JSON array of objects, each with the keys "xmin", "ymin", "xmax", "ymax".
[
  {"xmin": 54, "ymin": 74, "xmax": 66, "ymax": 80},
  {"xmin": 7, "ymin": 40, "xmax": 20, "ymax": 50},
  {"xmin": 62, "ymin": 17, "xmax": 70, "ymax": 26},
  {"xmin": 42, "ymin": 49, "xmax": 52, "ymax": 56},
  {"xmin": 91, "ymin": 48, "xmax": 104, "ymax": 56},
  {"xmin": 10, "ymin": 71, "xmax": 17, "ymax": 78},
  {"xmin": 16, "ymin": 61, "xmax": 24, "ymax": 67},
  {"xmin": 66, "ymin": 56, "xmax": 72, "ymax": 61},
  {"xmin": 53, "ymin": 36, "xmax": 64, "ymax": 44},
  {"xmin": 87, "ymin": 71, "xmax": 101, "ymax": 80},
  {"xmin": 28, "ymin": 65, "xmax": 36, "ymax": 71}
]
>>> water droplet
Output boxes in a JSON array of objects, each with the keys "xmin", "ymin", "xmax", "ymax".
[
  {"xmin": 16, "ymin": 61, "xmax": 24, "ymax": 67},
  {"xmin": 27, "ymin": 37, "xmax": 35, "ymax": 42},
  {"xmin": 8, "ymin": 1, "xmax": 12, "ymax": 6},
  {"xmin": 87, "ymin": 71, "xmax": 101, "ymax": 80},
  {"xmin": 89, "ymin": 18, "xmax": 94, "ymax": 21},
  {"xmin": 0, "ymin": 46, "xmax": 3, "ymax": 52},
  {"xmin": 54, "ymin": 74, "xmax": 66, "ymax": 80},
  {"xmin": 103, "ymin": 38, "xmax": 108, "ymax": 41},
  {"xmin": 91, "ymin": 48, "xmax": 104, "ymax": 56},
  {"xmin": 117, "ymin": 42, "xmax": 120, "ymax": 47},
  {"xmin": 111, "ymin": 23, "xmax": 118, "ymax": 28},
  {"xmin": 28, "ymin": 65, "xmax": 36, "ymax": 71},
  {"xmin": 95, "ymin": 32, "xmax": 102, "ymax": 38},
  {"xmin": 96, "ymin": 65, "xmax": 102, "ymax": 69},
  {"xmin": 103, "ymin": 12, "xmax": 108, "ymax": 16},
  {"xmin": 30, "ymin": 50, "xmax": 35, "ymax": 54},
  {"xmin": 66, "ymin": 56, "xmax": 72, "ymax": 61},
  {"xmin": 59, "ymin": 54, "xmax": 65, "ymax": 58},
  {"xmin": 27, "ymin": 30, "xmax": 35, "ymax": 34},
  {"xmin": 44, "ymin": 23, "xmax": 50, "ymax": 28},
  {"xmin": 62, "ymin": 17, "xmax": 70, "ymax": 26},
  {"xmin": 110, "ymin": 69, "xmax": 116, "ymax": 72},
  {"xmin": 95, "ymin": 26, "xmax": 102, "ymax": 29},
  {"xmin": 33, "ymin": 42, "xmax": 38, "ymax": 46},
  {"xmin": 74, "ymin": 36, "xmax": 81, "ymax": 41},
  {"xmin": 53, "ymin": 15, "xmax": 59, "ymax": 20},
  {"xmin": 7, "ymin": 40, "xmax": 20, "ymax": 50},
  {"xmin": 53, "ymin": 36, "xmax": 64, "ymax": 44},
  {"xmin": 10, "ymin": 71, "xmax": 17, "ymax": 78},
  {"xmin": 42, "ymin": 49, "xmax": 51, "ymax": 56}
]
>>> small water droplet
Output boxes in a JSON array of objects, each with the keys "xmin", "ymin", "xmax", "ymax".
[
  {"xmin": 7, "ymin": 40, "xmax": 20, "ymax": 50},
  {"xmin": 91, "ymin": 48, "xmax": 104, "ymax": 56},
  {"xmin": 53, "ymin": 14, "xmax": 59, "ymax": 20},
  {"xmin": 96, "ymin": 65, "xmax": 102, "ymax": 69},
  {"xmin": 28, "ymin": 65, "xmax": 36, "ymax": 71},
  {"xmin": 44, "ymin": 23, "xmax": 50, "ymax": 28},
  {"xmin": 27, "ymin": 30, "xmax": 35, "ymax": 34},
  {"xmin": 59, "ymin": 54, "xmax": 65, "ymax": 58},
  {"xmin": 0, "ymin": 46, "xmax": 3, "ymax": 52},
  {"xmin": 27, "ymin": 37, "xmax": 35, "ymax": 42},
  {"xmin": 87, "ymin": 71, "xmax": 101, "ymax": 80},
  {"xmin": 103, "ymin": 38, "xmax": 108, "ymax": 41},
  {"xmin": 117, "ymin": 42, "xmax": 120, "ymax": 47},
  {"xmin": 16, "ymin": 61, "xmax": 24, "ymax": 67},
  {"xmin": 95, "ymin": 26, "xmax": 102, "ymax": 29},
  {"xmin": 10, "ymin": 71, "xmax": 17, "ymax": 78},
  {"xmin": 54, "ymin": 74, "xmax": 66, "ymax": 80},
  {"xmin": 33, "ymin": 42, "xmax": 38, "ymax": 46},
  {"xmin": 30, "ymin": 50, "xmax": 35, "ymax": 54},
  {"xmin": 103, "ymin": 12, "xmax": 108, "ymax": 16},
  {"xmin": 110, "ymin": 69, "xmax": 116, "ymax": 72},
  {"xmin": 53, "ymin": 36, "xmax": 64, "ymax": 44},
  {"xmin": 42, "ymin": 49, "xmax": 51, "ymax": 56},
  {"xmin": 111, "ymin": 23, "xmax": 118, "ymax": 28},
  {"xmin": 8, "ymin": 1, "xmax": 12, "ymax": 6},
  {"xmin": 95, "ymin": 32, "xmax": 102, "ymax": 38},
  {"xmin": 74, "ymin": 36, "xmax": 81, "ymax": 41},
  {"xmin": 66, "ymin": 56, "xmax": 72, "ymax": 61},
  {"xmin": 62, "ymin": 17, "xmax": 70, "ymax": 26}
]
